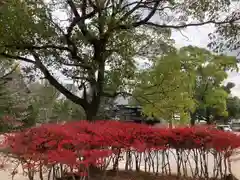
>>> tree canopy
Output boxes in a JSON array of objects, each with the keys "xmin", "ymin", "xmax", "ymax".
[
  {"xmin": 133, "ymin": 48, "xmax": 195, "ymax": 124},
  {"xmin": 0, "ymin": 0, "xmax": 238, "ymax": 120},
  {"xmin": 133, "ymin": 46, "xmax": 237, "ymax": 125},
  {"xmin": 208, "ymin": 2, "xmax": 240, "ymax": 54},
  {"xmin": 226, "ymin": 96, "xmax": 240, "ymax": 121}
]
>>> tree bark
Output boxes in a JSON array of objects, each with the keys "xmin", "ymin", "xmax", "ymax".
[
  {"xmin": 206, "ymin": 108, "xmax": 211, "ymax": 125},
  {"xmin": 86, "ymin": 108, "xmax": 97, "ymax": 121},
  {"xmin": 190, "ymin": 112, "xmax": 196, "ymax": 126}
]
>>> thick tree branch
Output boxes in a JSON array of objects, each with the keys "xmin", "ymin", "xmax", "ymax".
[
  {"xmin": 119, "ymin": 17, "xmax": 240, "ymax": 30},
  {"xmin": 30, "ymin": 51, "xmax": 89, "ymax": 109},
  {"xmin": 67, "ymin": 0, "xmax": 96, "ymax": 43},
  {"xmin": 5, "ymin": 44, "xmax": 72, "ymax": 52},
  {"xmin": 0, "ymin": 53, "xmax": 36, "ymax": 64},
  {"xmin": 5, "ymin": 43, "xmax": 93, "ymax": 70},
  {"xmin": 144, "ymin": 19, "xmax": 240, "ymax": 28},
  {"xmin": 66, "ymin": 8, "xmax": 96, "ymax": 38},
  {"xmin": 2, "ymin": 51, "xmax": 90, "ymax": 110},
  {"xmin": 43, "ymin": 10, "xmax": 91, "ymax": 70},
  {"xmin": 44, "ymin": 9, "xmax": 89, "ymax": 68},
  {"xmin": 116, "ymin": 0, "xmax": 161, "ymax": 29}
]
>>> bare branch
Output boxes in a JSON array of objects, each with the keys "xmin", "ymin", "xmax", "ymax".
[
  {"xmin": 119, "ymin": 17, "xmax": 240, "ymax": 30},
  {"xmin": 118, "ymin": 0, "xmax": 144, "ymax": 22},
  {"xmin": 143, "ymin": 19, "xmax": 240, "ymax": 29},
  {"xmin": 5, "ymin": 44, "xmax": 72, "ymax": 52}
]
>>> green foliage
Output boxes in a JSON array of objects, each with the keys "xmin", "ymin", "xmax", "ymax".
[
  {"xmin": 133, "ymin": 49, "xmax": 195, "ymax": 122},
  {"xmin": 50, "ymin": 99, "xmax": 85, "ymax": 123},
  {"xmin": 226, "ymin": 96, "xmax": 240, "ymax": 120},
  {"xmin": 208, "ymin": 2, "xmax": 240, "ymax": 53},
  {"xmin": 0, "ymin": 63, "xmax": 36, "ymax": 131},
  {"xmin": 28, "ymin": 81, "xmax": 85, "ymax": 123},
  {"xmin": 0, "ymin": 0, "xmax": 235, "ymax": 120},
  {"xmin": 0, "ymin": 81, "xmax": 13, "ymax": 118},
  {"xmin": 178, "ymin": 46, "xmax": 237, "ymax": 124},
  {"xmin": 134, "ymin": 46, "xmax": 237, "ymax": 125}
]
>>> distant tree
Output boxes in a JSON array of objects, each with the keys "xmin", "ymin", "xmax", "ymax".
[
  {"xmin": 223, "ymin": 82, "xmax": 236, "ymax": 94},
  {"xmin": 28, "ymin": 81, "xmax": 85, "ymax": 123},
  {"xmin": 49, "ymin": 98, "xmax": 85, "ymax": 123},
  {"xmin": 0, "ymin": 62, "xmax": 37, "ymax": 131},
  {"xmin": 132, "ymin": 47, "xmax": 195, "ymax": 126},
  {"xmin": 133, "ymin": 46, "xmax": 237, "ymax": 125},
  {"xmin": 226, "ymin": 96, "xmax": 240, "ymax": 121},
  {"xmin": 199, "ymin": 82, "xmax": 238, "ymax": 124},
  {"xmin": 179, "ymin": 47, "xmax": 237, "ymax": 125}
]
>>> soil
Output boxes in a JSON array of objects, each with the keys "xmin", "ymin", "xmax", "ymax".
[{"xmin": 57, "ymin": 170, "xmax": 239, "ymax": 180}]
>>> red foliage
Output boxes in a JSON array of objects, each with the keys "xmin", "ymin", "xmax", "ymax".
[{"xmin": 1, "ymin": 120, "xmax": 240, "ymax": 176}]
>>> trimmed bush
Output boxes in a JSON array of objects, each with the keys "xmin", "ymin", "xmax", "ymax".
[{"xmin": 1, "ymin": 121, "xmax": 240, "ymax": 180}]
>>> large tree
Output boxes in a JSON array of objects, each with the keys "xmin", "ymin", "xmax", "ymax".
[
  {"xmin": 179, "ymin": 46, "xmax": 237, "ymax": 125},
  {"xmin": 0, "ymin": 0, "xmax": 238, "ymax": 120},
  {"xmin": 133, "ymin": 46, "xmax": 237, "ymax": 125},
  {"xmin": 132, "ymin": 48, "xmax": 195, "ymax": 126}
]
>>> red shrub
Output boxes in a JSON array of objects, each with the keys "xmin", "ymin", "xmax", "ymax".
[{"xmin": 1, "ymin": 120, "xmax": 240, "ymax": 178}]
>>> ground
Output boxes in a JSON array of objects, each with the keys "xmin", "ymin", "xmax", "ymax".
[{"xmin": 58, "ymin": 170, "xmax": 237, "ymax": 180}]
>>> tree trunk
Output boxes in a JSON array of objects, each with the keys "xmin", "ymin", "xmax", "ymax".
[
  {"xmin": 85, "ymin": 96, "xmax": 101, "ymax": 121},
  {"xmin": 190, "ymin": 112, "xmax": 196, "ymax": 126},
  {"xmin": 86, "ymin": 109, "xmax": 97, "ymax": 121},
  {"xmin": 169, "ymin": 119, "xmax": 173, "ymax": 128},
  {"xmin": 206, "ymin": 108, "xmax": 211, "ymax": 125}
]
